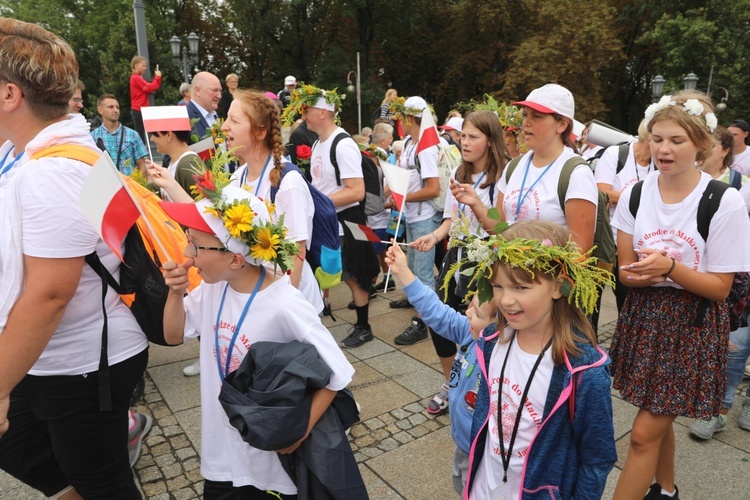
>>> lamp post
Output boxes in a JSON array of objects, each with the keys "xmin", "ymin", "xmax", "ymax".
[
  {"xmin": 650, "ymin": 75, "xmax": 665, "ymax": 103},
  {"xmin": 651, "ymin": 71, "xmax": 729, "ymax": 112},
  {"xmin": 346, "ymin": 51, "xmax": 362, "ymax": 133},
  {"xmin": 170, "ymin": 32, "xmax": 199, "ymax": 83}
]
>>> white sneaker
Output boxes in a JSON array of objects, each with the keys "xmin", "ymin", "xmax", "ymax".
[{"xmin": 182, "ymin": 360, "xmax": 200, "ymax": 377}]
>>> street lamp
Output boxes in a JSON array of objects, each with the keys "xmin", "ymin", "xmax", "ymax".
[
  {"xmin": 652, "ymin": 71, "xmax": 730, "ymax": 112},
  {"xmin": 346, "ymin": 51, "xmax": 362, "ymax": 133},
  {"xmin": 711, "ymin": 87, "xmax": 730, "ymax": 113},
  {"xmin": 170, "ymin": 32, "xmax": 199, "ymax": 83},
  {"xmin": 683, "ymin": 72, "xmax": 699, "ymax": 91},
  {"xmin": 651, "ymin": 75, "xmax": 665, "ymax": 102}
]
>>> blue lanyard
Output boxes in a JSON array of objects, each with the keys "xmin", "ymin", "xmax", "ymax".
[
  {"xmin": 214, "ymin": 267, "xmax": 266, "ymax": 380},
  {"xmin": 240, "ymin": 155, "xmax": 272, "ymax": 195},
  {"xmin": 515, "ymin": 154, "xmax": 558, "ymax": 218},
  {"xmin": 458, "ymin": 171, "xmax": 487, "ymax": 212},
  {"xmin": 0, "ymin": 150, "xmax": 24, "ymax": 179}
]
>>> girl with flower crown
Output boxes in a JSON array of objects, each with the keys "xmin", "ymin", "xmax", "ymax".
[
  {"xmin": 609, "ymin": 91, "xmax": 750, "ymax": 500},
  {"xmin": 453, "ymin": 220, "xmax": 616, "ymax": 499},
  {"xmin": 159, "ymin": 183, "xmax": 355, "ymax": 499}
]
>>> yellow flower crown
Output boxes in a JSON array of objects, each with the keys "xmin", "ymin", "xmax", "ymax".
[
  {"xmin": 456, "ymin": 95, "xmax": 524, "ymax": 130},
  {"xmin": 280, "ymin": 83, "xmax": 345, "ymax": 127},
  {"xmin": 442, "ymin": 212, "xmax": 614, "ymax": 315},
  {"xmin": 389, "ymin": 96, "xmax": 435, "ymax": 121},
  {"xmin": 192, "ymin": 168, "xmax": 299, "ymax": 273}
]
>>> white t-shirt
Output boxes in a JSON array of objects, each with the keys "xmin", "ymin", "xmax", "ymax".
[
  {"xmin": 499, "ymin": 147, "xmax": 598, "ymax": 227},
  {"xmin": 732, "ymin": 146, "xmax": 750, "ymax": 176},
  {"xmin": 594, "ymin": 143, "xmax": 656, "ymax": 235},
  {"xmin": 162, "ymin": 150, "xmax": 200, "ymax": 201},
  {"xmin": 4, "ymin": 118, "xmax": 147, "ymax": 375},
  {"xmin": 230, "ymin": 162, "xmax": 323, "ymax": 313},
  {"xmin": 399, "ymin": 136, "xmax": 443, "ymax": 223},
  {"xmin": 581, "ymin": 145, "xmax": 603, "ymax": 161},
  {"xmin": 310, "ymin": 128, "xmax": 362, "ymax": 213},
  {"xmin": 471, "ymin": 330, "xmax": 554, "ymax": 500},
  {"xmin": 611, "ymin": 171, "xmax": 750, "ymax": 287},
  {"xmin": 183, "ymin": 277, "xmax": 354, "ymax": 492},
  {"xmin": 739, "ymin": 177, "xmax": 750, "ymax": 213},
  {"xmin": 444, "ymin": 167, "xmax": 501, "ymax": 239}
]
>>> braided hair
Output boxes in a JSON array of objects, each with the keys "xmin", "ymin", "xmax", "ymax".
[{"xmin": 233, "ymin": 90, "xmax": 286, "ymax": 187}]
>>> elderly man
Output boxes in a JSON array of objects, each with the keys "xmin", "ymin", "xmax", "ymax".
[
  {"xmin": 0, "ymin": 18, "xmax": 149, "ymax": 499},
  {"xmin": 177, "ymin": 82, "xmax": 191, "ymax": 106},
  {"xmin": 186, "ymin": 71, "xmax": 222, "ymax": 141}
]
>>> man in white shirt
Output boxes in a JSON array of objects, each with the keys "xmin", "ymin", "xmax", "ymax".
[
  {"xmin": 187, "ymin": 71, "xmax": 222, "ymax": 140},
  {"xmin": 728, "ymin": 119, "xmax": 750, "ymax": 175}
]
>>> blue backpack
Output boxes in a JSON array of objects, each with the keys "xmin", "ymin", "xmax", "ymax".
[{"xmin": 270, "ymin": 163, "xmax": 342, "ymax": 289}]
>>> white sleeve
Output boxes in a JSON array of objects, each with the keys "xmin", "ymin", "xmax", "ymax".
[
  {"xmin": 611, "ymin": 184, "xmax": 635, "ymax": 235},
  {"xmin": 740, "ymin": 179, "xmax": 750, "ymax": 213},
  {"xmin": 335, "ymin": 138, "xmax": 363, "ymax": 180},
  {"xmin": 183, "ymin": 284, "xmax": 207, "ymax": 340},
  {"xmin": 564, "ymin": 165, "xmax": 599, "ymax": 206},
  {"xmin": 416, "ymin": 145, "xmax": 439, "ymax": 180},
  {"xmin": 706, "ymin": 189, "xmax": 750, "ymax": 272},
  {"xmin": 276, "ymin": 171, "xmax": 314, "ymax": 244},
  {"xmin": 593, "ymin": 147, "xmax": 617, "ymax": 184}
]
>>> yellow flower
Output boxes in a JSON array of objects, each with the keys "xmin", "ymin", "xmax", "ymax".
[
  {"xmin": 264, "ymin": 199, "xmax": 276, "ymax": 216},
  {"xmin": 250, "ymin": 227, "xmax": 280, "ymax": 261},
  {"xmin": 222, "ymin": 203, "xmax": 254, "ymax": 238},
  {"xmin": 203, "ymin": 206, "xmax": 220, "ymax": 218}
]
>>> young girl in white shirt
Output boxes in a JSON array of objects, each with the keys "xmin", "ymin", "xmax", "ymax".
[
  {"xmin": 610, "ymin": 91, "xmax": 750, "ymax": 499},
  {"xmin": 159, "ymin": 178, "xmax": 355, "ymax": 499},
  {"xmin": 456, "ymin": 220, "xmax": 616, "ymax": 499}
]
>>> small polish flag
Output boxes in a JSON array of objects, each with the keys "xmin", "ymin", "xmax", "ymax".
[
  {"xmin": 189, "ymin": 137, "xmax": 216, "ymax": 161},
  {"xmin": 416, "ymin": 108, "xmax": 440, "ymax": 155},
  {"xmin": 344, "ymin": 221, "xmax": 381, "ymax": 243},
  {"xmin": 380, "ymin": 161, "xmax": 411, "ymax": 212},
  {"xmin": 79, "ymin": 152, "xmax": 140, "ymax": 261},
  {"xmin": 141, "ymin": 106, "xmax": 191, "ymax": 133}
]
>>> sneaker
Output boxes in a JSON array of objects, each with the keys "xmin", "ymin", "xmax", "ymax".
[
  {"xmin": 426, "ymin": 382, "xmax": 450, "ymax": 415},
  {"xmin": 739, "ymin": 401, "xmax": 750, "ymax": 431},
  {"xmin": 389, "ymin": 298, "xmax": 412, "ymax": 309},
  {"xmin": 644, "ymin": 483, "xmax": 679, "ymax": 499},
  {"xmin": 128, "ymin": 412, "xmax": 153, "ymax": 468},
  {"xmin": 689, "ymin": 414, "xmax": 727, "ymax": 440},
  {"xmin": 394, "ymin": 318, "xmax": 428, "ymax": 345},
  {"xmin": 342, "ymin": 325, "xmax": 374, "ymax": 348},
  {"xmin": 182, "ymin": 359, "xmax": 200, "ymax": 377},
  {"xmin": 374, "ymin": 280, "xmax": 396, "ymax": 292}
]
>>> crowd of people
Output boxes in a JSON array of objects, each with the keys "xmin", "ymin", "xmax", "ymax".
[{"xmin": 2, "ymin": 16, "xmax": 750, "ymax": 500}]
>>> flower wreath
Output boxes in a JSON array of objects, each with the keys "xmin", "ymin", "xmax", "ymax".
[
  {"xmin": 359, "ymin": 142, "xmax": 388, "ymax": 161},
  {"xmin": 456, "ymin": 95, "xmax": 524, "ymax": 131},
  {"xmin": 191, "ymin": 168, "xmax": 299, "ymax": 273},
  {"xmin": 389, "ymin": 96, "xmax": 435, "ymax": 121},
  {"xmin": 280, "ymin": 83, "xmax": 345, "ymax": 127},
  {"xmin": 441, "ymin": 212, "xmax": 614, "ymax": 314},
  {"xmin": 645, "ymin": 95, "xmax": 717, "ymax": 132}
]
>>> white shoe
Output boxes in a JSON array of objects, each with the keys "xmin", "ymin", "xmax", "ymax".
[{"xmin": 183, "ymin": 360, "xmax": 200, "ymax": 377}]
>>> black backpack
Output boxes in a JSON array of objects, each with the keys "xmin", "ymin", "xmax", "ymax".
[
  {"xmin": 589, "ymin": 141, "xmax": 630, "ymax": 173},
  {"xmin": 327, "ymin": 132, "xmax": 385, "ymax": 216}
]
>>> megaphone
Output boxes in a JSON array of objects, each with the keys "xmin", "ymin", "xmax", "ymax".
[{"xmin": 586, "ymin": 119, "xmax": 636, "ymax": 147}]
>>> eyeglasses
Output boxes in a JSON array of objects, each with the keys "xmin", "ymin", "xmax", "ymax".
[
  {"xmin": 71, "ymin": 98, "xmax": 83, "ymax": 103},
  {"xmin": 185, "ymin": 229, "xmax": 227, "ymax": 257}
]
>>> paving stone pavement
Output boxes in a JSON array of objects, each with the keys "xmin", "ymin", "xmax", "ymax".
[{"xmin": 1, "ymin": 286, "xmax": 749, "ymax": 499}]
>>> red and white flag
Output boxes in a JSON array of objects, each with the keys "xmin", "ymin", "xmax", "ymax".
[
  {"xmin": 78, "ymin": 152, "xmax": 140, "ymax": 261},
  {"xmin": 416, "ymin": 108, "xmax": 440, "ymax": 154},
  {"xmin": 379, "ymin": 161, "xmax": 411, "ymax": 212},
  {"xmin": 189, "ymin": 137, "xmax": 216, "ymax": 161},
  {"xmin": 343, "ymin": 221, "xmax": 381, "ymax": 243},
  {"xmin": 141, "ymin": 106, "xmax": 191, "ymax": 133}
]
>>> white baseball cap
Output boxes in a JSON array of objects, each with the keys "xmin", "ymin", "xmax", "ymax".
[
  {"xmin": 403, "ymin": 96, "xmax": 428, "ymax": 117},
  {"xmin": 440, "ymin": 117, "xmax": 464, "ymax": 132},
  {"xmin": 284, "ymin": 75, "xmax": 297, "ymax": 86},
  {"xmin": 513, "ymin": 83, "xmax": 575, "ymax": 121}
]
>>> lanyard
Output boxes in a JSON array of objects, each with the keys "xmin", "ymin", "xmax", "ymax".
[
  {"xmin": 458, "ymin": 171, "xmax": 487, "ymax": 212},
  {"xmin": 515, "ymin": 154, "xmax": 558, "ymax": 218},
  {"xmin": 635, "ymin": 160, "xmax": 654, "ymax": 182},
  {"xmin": 214, "ymin": 267, "xmax": 266, "ymax": 380},
  {"xmin": 497, "ymin": 331, "xmax": 553, "ymax": 483},
  {"xmin": 0, "ymin": 149, "xmax": 24, "ymax": 179},
  {"xmin": 240, "ymin": 155, "xmax": 272, "ymax": 195}
]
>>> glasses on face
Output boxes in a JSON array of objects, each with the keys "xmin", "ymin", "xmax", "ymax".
[
  {"xmin": 71, "ymin": 98, "xmax": 83, "ymax": 103},
  {"xmin": 185, "ymin": 229, "xmax": 228, "ymax": 257}
]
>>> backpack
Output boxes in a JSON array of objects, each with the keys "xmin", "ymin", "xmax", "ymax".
[
  {"xmin": 629, "ymin": 179, "xmax": 750, "ymax": 330},
  {"xmin": 32, "ymin": 145, "xmax": 202, "ymax": 346},
  {"xmin": 729, "ymin": 168, "xmax": 743, "ymax": 190},
  {"xmin": 270, "ymin": 162, "xmax": 342, "ymax": 290},
  {"xmin": 327, "ymin": 132, "xmax": 385, "ymax": 216},
  {"xmin": 406, "ymin": 136, "xmax": 462, "ymax": 212},
  {"xmin": 589, "ymin": 141, "xmax": 630, "ymax": 173},
  {"xmin": 505, "ymin": 155, "xmax": 617, "ymax": 269}
]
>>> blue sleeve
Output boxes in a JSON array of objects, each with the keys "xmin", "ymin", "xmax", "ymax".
[
  {"xmin": 402, "ymin": 279, "xmax": 469, "ymax": 344},
  {"xmin": 133, "ymin": 131, "xmax": 148, "ymax": 160},
  {"xmin": 571, "ymin": 366, "xmax": 618, "ymax": 499}
]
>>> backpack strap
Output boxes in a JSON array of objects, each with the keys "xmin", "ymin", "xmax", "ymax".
[
  {"xmin": 329, "ymin": 132, "xmax": 350, "ymax": 187},
  {"xmin": 556, "ymin": 156, "xmax": 591, "ymax": 212},
  {"xmin": 628, "ymin": 180, "xmax": 644, "ymax": 219},
  {"xmin": 697, "ymin": 180, "xmax": 730, "ymax": 242},
  {"xmin": 270, "ymin": 162, "xmax": 306, "ymax": 203},
  {"xmin": 729, "ymin": 168, "xmax": 742, "ymax": 190},
  {"xmin": 504, "ymin": 155, "xmax": 523, "ymax": 183},
  {"xmin": 615, "ymin": 142, "xmax": 630, "ymax": 174},
  {"xmin": 30, "ymin": 144, "xmax": 101, "ymax": 165}
]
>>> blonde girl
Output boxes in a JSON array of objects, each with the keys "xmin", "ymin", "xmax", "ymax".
[
  {"xmin": 460, "ymin": 220, "xmax": 616, "ymax": 499},
  {"xmin": 609, "ymin": 91, "xmax": 750, "ymax": 499}
]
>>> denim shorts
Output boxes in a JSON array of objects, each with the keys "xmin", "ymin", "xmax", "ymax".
[{"xmin": 406, "ymin": 213, "xmax": 442, "ymax": 289}]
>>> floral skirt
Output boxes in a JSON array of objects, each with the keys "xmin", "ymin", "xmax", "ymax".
[{"xmin": 610, "ymin": 286, "xmax": 729, "ymax": 419}]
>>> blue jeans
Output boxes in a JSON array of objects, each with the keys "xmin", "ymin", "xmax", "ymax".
[
  {"xmin": 724, "ymin": 325, "xmax": 750, "ymax": 409},
  {"xmin": 406, "ymin": 213, "xmax": 442, "ymax": 289}
]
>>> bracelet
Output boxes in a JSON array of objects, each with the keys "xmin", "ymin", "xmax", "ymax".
[
  {"xmin": 664, "ymin": 257, "xmax": 676, "ymax": 277},
  {"xmin": 432, "ymin": 232, "xmax": 439, "ymax": 244}
]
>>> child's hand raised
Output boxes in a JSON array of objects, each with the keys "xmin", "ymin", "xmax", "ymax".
[
  {"xmin": 163, "ymin": 259, "xmax": 194, "ymax": 295},
  {"xmin": 384, "ymin": 239, "xmax": 415, "ymax": 287},
  {"xmin": 147, "ymin": 160, "xmax": 174, "ymax": 189}
]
